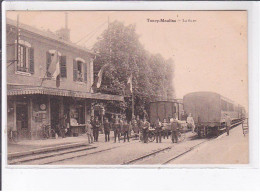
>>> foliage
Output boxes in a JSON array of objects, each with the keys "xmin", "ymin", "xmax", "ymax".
[{"xmin": 92, "ymin": 21, "xmax": 175, "ymax": 120}]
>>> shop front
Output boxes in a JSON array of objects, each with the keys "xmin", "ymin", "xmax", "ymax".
[{"xmin": 7, "ymin": 86, "xmax": 124, "ymax": 141}]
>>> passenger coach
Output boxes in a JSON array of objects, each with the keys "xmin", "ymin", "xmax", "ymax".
[
  {"xmin": 149, "ymin": 100, "xmax": 183, "ymax": 125},
  {"xmin": 183, "ymin": 92, "xmax": 245, "ymax": 137}
]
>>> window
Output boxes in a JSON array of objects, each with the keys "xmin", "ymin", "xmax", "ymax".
[
  {"xmin": 73, "ymin": 58, "xmax": 87, "ymax": 82},
  {"xmin": 229, "ymin": 103, "xmax": 234, "ymax": 111},
  {"xmin": 221, "ymin": 100, "xmax": 227, "ymax": 111},
  {"xmin": 16, "ymin": 40, "xmax": 34, "ymax": 74},
  {"xmin": 77, "ymin": 60, "xmax": 83, "ymax": 82},
  {"xmin": 46, "ymin": 50, "xmax": 66, "ymax": 78}
]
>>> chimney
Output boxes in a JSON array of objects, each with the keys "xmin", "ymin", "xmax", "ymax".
[{"xmin": 55, "ymin": 12, "xmax": 70, "ymax": 41}]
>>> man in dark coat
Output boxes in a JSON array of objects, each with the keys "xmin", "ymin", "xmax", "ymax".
[
  {"xmin": 154, "ymin": 118, "xmax": 162, "ymax": 143},
  {"xmin": 103, "ymin": 117, "xmax": 111, "ymax": 142},
  {"xmin": 59, "ymin": 114, "xmax": 67, "ymax": 138},
  {"xmin": 92, "ymin": 117, "xmax": 101, "ymax": 142},
  {"xmin": 113, "ymin": 116, "xmax": 121, "ymax": 143},
  {"xmin": 132, "ymin": 116, "xmax": 139, "ymax": 139},
  {"xmin": 90, "ymin": 116, "xmax": 95, "ymax": 139},
  {"xmin": 123, "ymin": 120, "xmax": 130, "ymax": 142},
  {"xmin": 141, "ymin": 117, "xmax": 150, "ymax": 143},
  {"xmin": 171, "ymin": 117, "xmax": 180, "ymax": 143}
]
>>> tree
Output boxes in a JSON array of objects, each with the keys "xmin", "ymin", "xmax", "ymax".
[{"xmin": 92, "ymin": 21, "xmax": 175, "ymax": 120}]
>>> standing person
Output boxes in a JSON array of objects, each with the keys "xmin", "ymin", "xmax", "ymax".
[
  {"xmin": 187, "ymin": 113, "xmax": 195, "ymax": 133},
  {"xmin": 59, "ymin": 114, "xmax": 67, "ymax": 138},
  {"xmin": 85, "ymin": 120, "xmax": 93, "ymax": 144},
  {"xmin": 155, "ymin": 118, "xmax": 162, "ymax": 143},
  {"xmin": 119, "ymin": 117, "xmax": 124, "ymax": 142},
  {"xmin": 162, "ymin": 118, "xmax": 168, "ymax": 139},
  {"xmin": 92, "ymin": 117, "xmax": 101, "ymax": 142},
  {"xmin": 129, "ymin": 121, "xmax": 133, "ymax": 140},
  {"xmin": 136, "ymin": 115, "xmax": 142, "ymax": 141},
  {"xmin": 123, "ymin": 120, "xmax": 130, "ymax": 142},
  {"xmin": 141, "ymin": 117, "xmax": 150, "ymax": 143},
  {"xmin": 103, "ymin": 117, "xmax": 111, "ymax": 142},
  {"xmin": 171, "ymin": 116, "xmax": 180, "ymax": 143},
  {"xmin": 114, "ymin": 115, "xmax": 120, "ymax": 143},
  {"xmin": 111, "ymin": 115, "xmax": 115, "ymax": 125},
  {"xmin": 225, "ymin": 113, "xmax": 231, "ymax": 136},
  {"xmin": 90, "ymin": 116, "xmax": 95, "ymax": 140},
  {"xmin": 132, "ymin": 115, "xmax": 139, "ymax": 139}
]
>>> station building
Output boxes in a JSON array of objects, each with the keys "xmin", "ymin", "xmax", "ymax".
[{"xmin": 6, "ymin": 18, "xmax": 123, "ymax": 140}]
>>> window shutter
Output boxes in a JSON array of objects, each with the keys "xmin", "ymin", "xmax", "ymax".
[
  {"xmin": 73, "ymin": 59, "xmax": 77, "ymax": 81},
  {"xmin": 84, "ymin": 62, "xmax": 88, "ymax": 82},
  {"xmin": 46, "ymin": 52, "xmax": 52, "ymax": 77},
  {"xmin": 29, "ymin": 47, "xmax": 34, "ymax": 74},
  {"xmin": 60, "ymin": 56, "xmax": 67, "ymax": 78}
]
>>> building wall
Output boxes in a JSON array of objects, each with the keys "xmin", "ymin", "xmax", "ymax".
[
  {"xmin": 7, "ymin": 97, "xmax": 15, "ymax": 131},
  {"xmin": 7, "ymin": 95, "xmax": 92, "ymax": 140},
  {"xmin": 6, "ymin": 24, "xmax": 94, "ymax": 93},
  {"xmin": 6, "ymin": 22, "xmax": 100, "ymax": 140}
]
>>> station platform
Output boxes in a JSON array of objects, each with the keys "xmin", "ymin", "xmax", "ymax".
[
  {"xmin": 7, "ymin": 133, "xmax": 100, "ymax": 155},
  {"xmin": 171, "ymin": 124, "xmax": 249, "ymax": 164}
]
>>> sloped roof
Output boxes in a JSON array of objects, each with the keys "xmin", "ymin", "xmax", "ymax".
[{"xmin": 6, "ymin": 18, "xmax": 96, "ymax": 56}]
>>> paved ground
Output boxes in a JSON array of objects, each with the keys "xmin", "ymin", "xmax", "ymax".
[
  {"xmin": 50, "ymin": 132, "xmax": 203, "ymax": 165},
  {"xmin": 7, "ymin": 124, "xmax": 248, "ymax": 165},
  {"xmin": 170, "ymin": 124, "xmax": 249, "ymax": 164},
  {"xmin": 8, "ymin": 133, "xmax": 104, "ymax": 153}
]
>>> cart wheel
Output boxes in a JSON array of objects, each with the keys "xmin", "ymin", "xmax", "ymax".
[
  {"xmin": 178, "ymin": 132, "xmax": 185, "ymax": 142},
  {"xmin": 148, "ymin": 132, "xmax": 155, "ymax": 142}
]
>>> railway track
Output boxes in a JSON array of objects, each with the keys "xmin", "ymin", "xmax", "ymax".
[
  {"xmin": 121, "ymin": 139, "xmax": 210, "ymax": 165},
  {"xmin": 122, "ymin": 122, "xmax": 242, "ymax": 165},
  {"xmin": 9, "ymin": 122, "xmax": 243, "ymax": 165},
  {"xmin": 8, "ymin": 143, "xmax": 132, "ymax": 165},
  {"xmin": 123, "ymin": 146, "xmax": 172, "ymax": 165},
  {"xmin": 163, "ymin": 121, "xmax": 243, "ymax": 164},
  {"xmin": 162, "ymin": 140, "xmax": 209, "ymax": 164}
]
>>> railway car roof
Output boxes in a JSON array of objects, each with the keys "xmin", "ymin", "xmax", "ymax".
[{"xmin": 184, "ymin": 91, "xmax": 244, "ymax": 108}]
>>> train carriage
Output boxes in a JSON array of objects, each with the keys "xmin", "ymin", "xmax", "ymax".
[
  {"xmin": 183, "ymin": 92, "xmax": 245, "ymax": 137},
  {"xmin": 149, "ymin": 100, "xmax": 183, "ymax": 125}
]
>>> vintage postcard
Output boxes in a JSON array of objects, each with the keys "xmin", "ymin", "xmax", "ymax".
[{"xmin": 5, "ymin": 10, "xmax": 248, "ymax": 166}]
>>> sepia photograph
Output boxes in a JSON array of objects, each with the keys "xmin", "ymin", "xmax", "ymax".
[{"xmin": 5, "ymin": 10, "xmax": 248, "ymax": 166}]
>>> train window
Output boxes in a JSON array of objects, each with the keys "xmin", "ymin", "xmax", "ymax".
[
  {"xmin": 221, "ymin": 100, "xmax": 227, "ymax": 111},
  {"xmin": 226, "ymin": 103, "xmax": 234, "ymax": 111},
  {"xmin": 229, "ymin": 104, "xmax": 234, "ymax": 111}
]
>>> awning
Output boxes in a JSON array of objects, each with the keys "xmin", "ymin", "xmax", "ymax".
[{"xmin": 7, "ymin": 86, "xmax": 124, "ymax": 102}]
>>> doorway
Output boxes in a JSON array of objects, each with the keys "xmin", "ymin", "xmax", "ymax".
[
  {"xmin": 16, "ymin": 101, "xmax": 29, "ymax": 139},
  {"xmin": 50, "ymin": 98, "xmax": 60, "ymax": 131}
]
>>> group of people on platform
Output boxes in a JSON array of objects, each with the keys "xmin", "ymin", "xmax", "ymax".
[
  {"xmin": 85, "ymin": 115, "xmax": 130, "ymax": 144},
  {"xmin": 84, "ymin": 113, "xmax": 196, "ymax": 144}
]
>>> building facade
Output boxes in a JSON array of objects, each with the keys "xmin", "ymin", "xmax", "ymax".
[{"xmin": 6, "ymin": 18, "xmax": 123, "ymax": 140}]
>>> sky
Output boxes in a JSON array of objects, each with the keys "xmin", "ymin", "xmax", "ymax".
[{"xmin": 6, "ymin": 11, "xmax": 248, "ymax": 109}]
